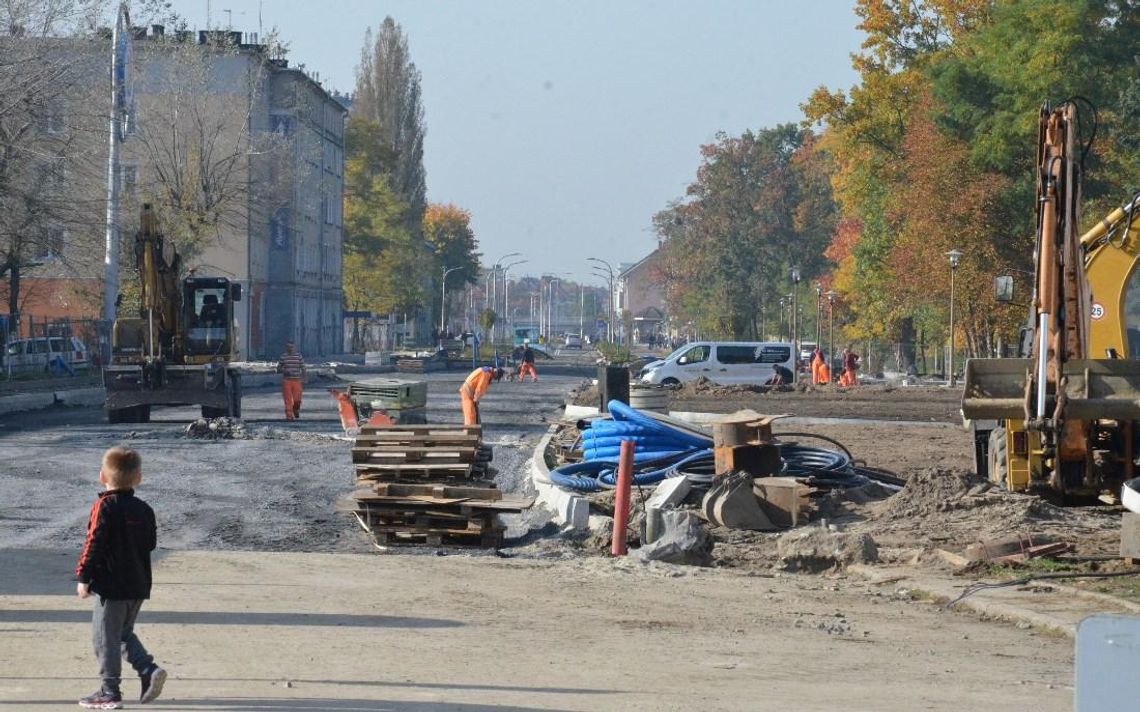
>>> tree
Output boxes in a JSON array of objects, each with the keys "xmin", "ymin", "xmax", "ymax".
[
  {"xmin": 652, "ymin": 126, "xmax": 835, "ymax": 339},
  {"xmin": 342, "ymin": 116, "xmax": 425, "ymax": 321},
  {"xmin": 353, "ymin": 17, "xmax": 426, "ymax": 226},
  {"xmin": 423, "ymin": 203, "xmax": 480, "ymax": 330},
  {"xmin": 0, "ymin": 1, "xmax": 109, "ymax": 321}
]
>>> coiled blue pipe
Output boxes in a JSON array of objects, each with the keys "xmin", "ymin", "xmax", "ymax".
[{"xmin": 550, "ymin": 400, "xmax": 890, "ymax": 494}]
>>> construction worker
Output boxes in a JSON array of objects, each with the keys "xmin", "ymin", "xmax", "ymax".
[
  {"xmin": 459, "ymin": 366, "xmax": 502, "ymax": 425},
  {"xmin": 813, "ymin": 349, "xmax": 830, "ymax": 385},
  {"xmin": 518, "ymin": 342, "xmax": 538, "ymax": 382},
  {"xmin": 276, "ymin": 341, "xmax": 305, "ymax": 420},
  {"xmin": 765, "ymin": 363, "xmax": 794, "ymax": 386},
  {"xmin": 840, "ymin": 348, "xmax": 859, "ymax": 387}
]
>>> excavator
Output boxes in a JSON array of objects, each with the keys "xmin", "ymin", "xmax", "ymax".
[
  {"xmin": 103, "ymin": 204, "xmax": 243, "ymax": 423},
  {"xmin": 963, "ymin": 100, "xmax": 1140, "ymax": 502}
]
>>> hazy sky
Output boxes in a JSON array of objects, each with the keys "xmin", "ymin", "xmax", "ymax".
[{"xmin": 167, "ymin": 0, "xmax": 864, "ymax": 285}]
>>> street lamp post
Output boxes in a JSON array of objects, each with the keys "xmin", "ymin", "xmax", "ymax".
[
  {"xmin": 790, "ymin": 268, "xmax": 801, "ymax": 383},
  {"xmin": 501, "ymin": 259, "xmax": 527, "ymax": 344},
  {"xmin": 826, "ymin": 290, "xmax": 835, "ymax": 373},
  {"xmin": 439, "ymin": 266, "xmax": 462, "ymax": 348},
  {"xmin": 588, "ymin": 257, "xmax": 616, "ymax": 342},
  {"xmin": 946, "ymin": 249, "xmax": 963, "ymax": 387},
  {"xmin": 490, "ymin": 252, "xmax": 520, "ymax": 343},
  {"xmin": 815, "ymin": 283, "xmax": 823, "ymax": 348}
]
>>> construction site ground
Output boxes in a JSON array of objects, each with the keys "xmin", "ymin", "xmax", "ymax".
[{"xmin": 0, "ymin": 367, "xmax": 1130, "ymax": 709}]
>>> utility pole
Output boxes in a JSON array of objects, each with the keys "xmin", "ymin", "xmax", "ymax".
[
  {"xmin": 579, "ymin": 283, "xmax": 584, "ymax": 337},
  {"xmin": 790, "ymin": 267, "xmax": 801, "ymax": 383},
  {"xmin": 103, "ymin": 3, "xmax": 132, "ymax": 328}
]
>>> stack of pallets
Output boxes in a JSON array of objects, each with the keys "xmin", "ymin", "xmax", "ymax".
[{"xmin": 346, "ymin": 423, "xmax": 532, "ymax": 548}]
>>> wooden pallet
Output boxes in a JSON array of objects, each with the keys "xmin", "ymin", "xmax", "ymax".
[
  {"xmin": 369, "ymin": 482, "xmax": 502, "ymax": 500},
  {"xmin": 352, "ymin": 446, "xmax": 479, "ymax": 464},
  {"xmin": 354, "ymin": 432, "xmax": 482, "ymax": 447},
  {"xmin": 355, "ymin": 462, "xmax": 481, "ymax": 481},
  {"xmin": 352, "ymin": 510, "xmax": 505, "ymax": 549},
  {"xmin": 358, "ymin": 423, "xmax": 482, "ymax": 435}
]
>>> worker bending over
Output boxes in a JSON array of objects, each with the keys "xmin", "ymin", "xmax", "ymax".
[
  {"xmin": 460, "ymin": 366, "xmax": 502, "ymax": 425},
  {"xmin": 812, "ymin": 349, "xmax": 830, "ymax": 385}
]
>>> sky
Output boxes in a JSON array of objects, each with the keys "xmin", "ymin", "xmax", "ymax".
[{"xmin": 166, "ymin": 0, "xmax": 865, "ymax": 285}]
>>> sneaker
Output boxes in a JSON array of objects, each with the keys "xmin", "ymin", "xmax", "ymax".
[
  {"xmin": 78, "ymin": 690, "xmax": 122, "ymax": 709},
  {"xmin": 140, "ymin": 664, "xmax": 167, "ymax": 704}
]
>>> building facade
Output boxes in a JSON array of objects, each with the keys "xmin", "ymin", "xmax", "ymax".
[
  {"xmin": 5, "ymin": 28, "xmax": 345, "ymax": 358},
  {"xmin": 618, "ymin": 248, "xmax": 668, "ymax": 344}
]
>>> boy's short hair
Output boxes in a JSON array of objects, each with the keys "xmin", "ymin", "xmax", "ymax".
[{"xmin": 102, "ymin": 447, "xmax": 142, "ymax": 487}]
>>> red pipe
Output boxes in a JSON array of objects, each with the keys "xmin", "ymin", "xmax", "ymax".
[{"xmin": 611, "ymin": 440, "xmax": 635, "ymax": 556}]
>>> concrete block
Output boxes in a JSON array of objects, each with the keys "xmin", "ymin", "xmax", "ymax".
[
  {"xmin": 1120, "ymin": 512, "xmax": 1140, "ymax": 559},
  {"xmin": 647, "ymin": 476, "xmax": 692, "ymax": 510},
  {"xmin": 0, "ymin": 392, "xmax": 53, "ymax": 415}
]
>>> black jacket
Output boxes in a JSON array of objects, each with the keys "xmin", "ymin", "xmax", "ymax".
[{"xmin": 75, "ymin": 489, "xmax": 156, "ymax": 600}]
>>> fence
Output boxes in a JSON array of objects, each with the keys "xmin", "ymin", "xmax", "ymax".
[{"xmin": 1, "ymin": 314, "xmax": 109, "ymax": 381}]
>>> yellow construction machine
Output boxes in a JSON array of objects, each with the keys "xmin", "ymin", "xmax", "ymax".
[
  {"xmin": 103, "ymin": 204, "xmax": 243, "ymax": 423},
  {"xmin": 963, "ymin": 101, "xmax": 1140, "ymax": 502}
]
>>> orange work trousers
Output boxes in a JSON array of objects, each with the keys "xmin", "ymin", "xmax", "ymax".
[
  {"xmin": 817, "ymin": 363, "xmax": 831, "ymax": 385},
  {"xmin": 282, "ymin": 378, "xmax": 303, "ymax": 419},
  {"xmin": 460, "ymin": 390, "xmax": 480, "ymax": 426},
  {"xmin": 519, "ymin": 363, "xmax": 537, "ymax": 381},
  {"xmin": 839, "ymin": 368, "xmax": 857, "ymax": 387}
]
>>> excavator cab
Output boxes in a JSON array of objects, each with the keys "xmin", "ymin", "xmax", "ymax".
[{"xmin": 184, "ymin": 277, "xmax": 241, "ymax": 360}]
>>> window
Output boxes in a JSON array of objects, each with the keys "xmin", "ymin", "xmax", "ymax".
[
  {"xmin": 716, "ymin": 346, "xmax": 758, "ymax": 364},
  {"xmin": 270, "ymin": 114, "xmax": 293, "ymax": 136},
  {"xmin": 679, "ymin": 345, "xmax": 709, "ymax": 364},
  {"xmin": 34, "ymin": 227, "xmax": 65, "ymax": 260},
  {"xmin": 118, "ymin": 165, "xmax": 137, "ymax": 198},
  {"xmin": 44, "ymin": 107, "xmax": 65, "ymax": 135}
]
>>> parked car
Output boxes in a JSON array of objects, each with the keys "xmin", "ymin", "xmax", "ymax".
[
  {"xmin": 564, "ymin": 333, "xmax": 583, "ymax": 349},
  {"xmin": 638, "ymin": 341, "xmax": 795, "ymax": 385},
  {"xmin": 4, "ymin": 336, "xmax": 89, "ymax": 372}
]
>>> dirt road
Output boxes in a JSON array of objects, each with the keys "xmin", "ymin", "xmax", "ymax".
[{"xmin": 1, "ymin": 549, "xmax": 1072, "ymax": 711}]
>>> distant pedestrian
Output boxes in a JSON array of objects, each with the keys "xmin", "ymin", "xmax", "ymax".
[
  {"xmin": 75, "ymin": 447, "xmax": 167, "ymax": 709},
  {"xmin": 519, "ymin": 343, "xmax": 538, "ymax": 382},
  {"xmin": 276, "ymin": 341, "xmax": 305, "ymax": 420}
]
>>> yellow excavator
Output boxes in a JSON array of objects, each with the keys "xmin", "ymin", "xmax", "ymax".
[
  {"xmin": 103, "ymin": 204, "xmax": 243, "ymax": 423},
  {"xmin": 963, "ymin": 101, "xmax": 1140, "ymax": 502}
]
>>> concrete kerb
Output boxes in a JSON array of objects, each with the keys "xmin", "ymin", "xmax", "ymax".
[
  {"xmin": 530, "ymin": 422, "xmax": 589, "ymax": 530},
  {"xmin": 0, "ymin": 387, "xmax": 104, "ymax": 415},
  {"xmin": 847, "ymin": 563, "xmax": 1140, "ymax": 638}
]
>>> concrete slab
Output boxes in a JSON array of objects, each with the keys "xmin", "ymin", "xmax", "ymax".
[{"xmin": 529, "ymin": 423, "xmax": 589, "ymax": 530}]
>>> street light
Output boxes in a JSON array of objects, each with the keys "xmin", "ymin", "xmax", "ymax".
[
  {"xmin": 501, "ymin": 259, "xmax": 527, "ymax": 341},
  {"xmin": 814, "ymin": 283, "xmax": 823, "ymax": 348},
  {"xmin": 439, "ymin": 265, "xmax": 462, "ymax": 348},
  {"xmin": 588, "ymin": 257, "xmax": 616, "ymax": 342},
  {"xmin": 490, "ymin": 252, "xmax": 521, "ymax": 342},
  {"xmin": 946, "ymin": 249, "xmax": 963, "ymax": 387},
  {"xmin": 790, "ymin": 267, "xmax": 801, "ymax": 383}
]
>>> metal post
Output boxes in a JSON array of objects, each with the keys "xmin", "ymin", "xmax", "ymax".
[
  {"xmin": 946, "ymin": 249, "xmax": 962, "ymax": 387},
  {"xmin": 103, "ymin": 4, "xmax": 131, "ymax": 325},
  {"xmin": 827, "ymin": 290, "xmax": 835, "ymax": 374},
  {"xmin": 790, "ymin": 268, "xmax": 800, "ymax": 383},
  {"xmin": 579, "ymin": 283, "xmax": 584, "ymax": 338}
]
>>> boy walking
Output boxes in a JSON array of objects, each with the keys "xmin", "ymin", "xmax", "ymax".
[{"xmin": 76, "ymin": 447, "xmax": 166, "ymax": 709}]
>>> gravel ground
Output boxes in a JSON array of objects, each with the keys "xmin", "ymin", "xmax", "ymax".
[{"xmin": 0, "ymin": 372, "xmax": 580, "ymax": 555}]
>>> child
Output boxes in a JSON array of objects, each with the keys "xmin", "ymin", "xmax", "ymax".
[{"xmin": 75, "ymin": 447, "xmax": 166, "ymax": 709}]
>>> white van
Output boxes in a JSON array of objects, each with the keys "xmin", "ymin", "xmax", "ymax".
[
  {"xmin": 5, "ymin": 336, "xmax": 89, "ymax": 372},
  {"xmin": 638, "ymin": 341, "xmax": 794, "ymax": 386}
]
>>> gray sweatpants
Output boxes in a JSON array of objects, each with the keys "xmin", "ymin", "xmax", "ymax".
[{"xmin": 92, "ymin": 597, "xmax": 154, "ymax": 695}]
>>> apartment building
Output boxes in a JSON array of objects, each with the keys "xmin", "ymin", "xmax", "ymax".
[{"xmin": 3, "ymin": 28, "xmax": 345, "ymax": 358}]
